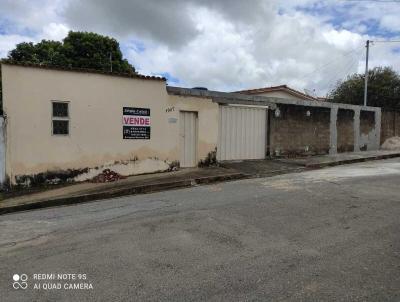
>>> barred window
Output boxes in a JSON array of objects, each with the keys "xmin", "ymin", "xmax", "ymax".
[
  {"xmin": 52, "ymin": 101, "xmax": 69, "ymax": 135},
  {"xmin": 53, "ymin": 102, "xmax": 68, "ymax": 117}
]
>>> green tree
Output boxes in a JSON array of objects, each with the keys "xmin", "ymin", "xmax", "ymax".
[
  {"xmin": 8, "ymin": 40, "xmax": 66, "ymax": 66},
  {"xmin": 62, "ymin": 32, "xmax": 134, "ymax": 74},
  {"xmin": 329, "ymin": 67, "xmax": 400, "ymax": 109},
  {"xmin": 6, "ymin": 31, "xmax": 135, "ymax": 74},
  {"xmin": 1, "ymin": 31, "xmax": 136, "ymax": 113}
]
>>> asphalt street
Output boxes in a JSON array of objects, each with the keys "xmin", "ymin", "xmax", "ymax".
[{"xmin": 1, "ymin": 159, "xmax": 400, "ymax": 301}]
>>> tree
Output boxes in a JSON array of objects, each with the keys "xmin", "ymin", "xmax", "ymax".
[
  {"xmin": 8, "ymin": 40, "xmax": 66, "ymax": 66},
  {"xmin": 329, "ymin": 67, "xmax": 400, "ymax": 109},
  {"xmin": 6, "ymin": 31, "xmax": 135, "ymax": 74},
  {"xmin": 62, "ymin": 32, "xmax": 134, "ymax": 74},
  {"xmin": 1, "ymin": 31, "xmax": 136, "ymax": 114}
]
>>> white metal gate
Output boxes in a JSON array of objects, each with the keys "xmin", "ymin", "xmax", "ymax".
[
  {"xmin": 217, "ymin": 105, "xmax": 266, "ymax": 161},
  {"xmin": 179, "ymin": 111, "xmax": 198, "ymax": 167},
  {"xmin": 0, "ymin": 117, "xmax": 5, "ymax": 186}
]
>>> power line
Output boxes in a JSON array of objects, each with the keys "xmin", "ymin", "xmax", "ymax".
[
  {"xmin": 341, "ymin": 0, "xmax": 400, "ymax": 3},
  {"xmin": 319, "ymin": 48, "xmax": 363, "ymax": 94},
  {"xmin": 300, "ymin": 44, "xmax": 365, "ymax": 81},
  {"xmin": 372, "ymin": 40, "xmax": 400, "ymax": 43}
]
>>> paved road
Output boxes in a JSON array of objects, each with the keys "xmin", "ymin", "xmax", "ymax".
[{"xmin": 1, "ymin": 159, "xmax": 400, "ymax": 301}]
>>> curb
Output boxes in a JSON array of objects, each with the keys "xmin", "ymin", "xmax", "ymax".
[
  {"xmin": 0, "ymin": 172, "xmax": 246, "ymax": 215},
  {"xmin": 1, "ymin": 153, "xmax": 399, "ymax": 215},
  {"xmin": 305, "ymin": 153, "xmax": 400, "ymax": 169}
]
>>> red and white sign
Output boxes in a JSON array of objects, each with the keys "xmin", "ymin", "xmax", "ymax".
[{"xmin": 122, "ymin": 115, "xmax": 151, "ymax": 127}]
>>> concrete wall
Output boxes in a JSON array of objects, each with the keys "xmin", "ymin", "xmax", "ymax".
[
  {"xmin": 269, "ymin": 105, "xmax": 380, "ymax": 157},
  {"xmin": 360, "ymin": 111, "xmax": 377, "ymax": 151},
  {"xmin": 269, "ymin": 105, "xmax": 330, "ymax": 156},
  {"xmin": 168, "ymin": 87, "xmax": 382, "ymax": 158},
  {"xmin": 2, "ymin": 64, "xmax": 218, "ymax": 185}
]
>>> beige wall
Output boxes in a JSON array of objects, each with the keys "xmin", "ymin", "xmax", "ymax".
[
  {"xmin": 2, "ymin": 64, "xmax": 218, "ymax": 183},
  {"xmin": 167, "ymin": 95, "xmax": 219, "ymax": 160}
]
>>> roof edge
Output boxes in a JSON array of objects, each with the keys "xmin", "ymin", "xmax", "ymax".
[
  {"xmin": 1, "ymin": 60, "xmax": 166, "ymax": 81},
  {"xmin": 236, "ymin": 85, "xmax": 319, "ymax": 101}
]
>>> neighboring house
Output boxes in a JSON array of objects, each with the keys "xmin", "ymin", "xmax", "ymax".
[{"xmin": 237, "ymin": 85, "xmax": 320, "ymax": 101}]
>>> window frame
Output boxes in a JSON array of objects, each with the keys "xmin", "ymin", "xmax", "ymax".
[{"xmin": 51, "ymin": 100, "xmax": 70, "ymax": 136}]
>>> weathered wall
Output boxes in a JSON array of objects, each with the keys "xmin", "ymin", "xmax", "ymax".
[
  {"xmin": 2, "ymin": 64, "xmax": 218, "ymax": 184},
  {"xmin": 360, "ymin": 110, "xmax": 376, "ymax": 151},
  {"xmin": 269, "ymin": 105, "xmax": 330, "ymax": 156},
  {"xmin": 381, "ymin": 110, "xmax": 400, "ymax": 144},
  {"xmin": 337, "ymin": 109, "xmax": 354, "ymax": 153}
]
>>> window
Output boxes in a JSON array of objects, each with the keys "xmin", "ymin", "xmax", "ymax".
[{"xmin": 52, "ymin": 101, "xmax": 69, "ymax": 135}]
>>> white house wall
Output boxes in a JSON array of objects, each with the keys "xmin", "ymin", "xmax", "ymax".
[{"xmin": 1, "ymin": 64, "xmax": 219, "ymax": 184}]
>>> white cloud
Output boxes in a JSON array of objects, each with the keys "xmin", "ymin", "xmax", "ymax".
[
  {"xmin": 127, "ymin": 7, "xmax": 370, "ymax": 95},
  {"xmin": 42, "ymin": 23, "xmax": 70, "ymax": 41},
  {"xmin": 380, "ymin": 15, "xmax": 400, "ymax": 32},
  {"xmin": 0, "ymin": 34, "xmax": 33, "ymax": 58}
]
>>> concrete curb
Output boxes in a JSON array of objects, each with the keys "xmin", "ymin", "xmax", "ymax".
[
  {"xmin": 1, "ymin": 153, "xmax": 399, "ymax": 215},
  {"xmin": 0, "ymin": 172, "xmax": 246, "ymax": 215},
  {"xmin": 304, "ymin": 152, "xmax": 400, "ymax": 169}
]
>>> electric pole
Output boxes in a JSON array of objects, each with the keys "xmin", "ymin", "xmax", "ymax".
[
  {"xmin": 110, "ymin": 52, "xmax": 113, "ymax": 73},
  {"xmin": 363, "ymin": 40, "xmax": 370, "ymax": 107}
]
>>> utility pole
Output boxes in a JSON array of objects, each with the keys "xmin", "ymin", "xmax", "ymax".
[
  {"xmin": 363, "ymin": 40, "xmax": 370, "ymax": 107},
  {"xmin": 110, "ymin": 52, "xmax": 113, "ymax": 73}
]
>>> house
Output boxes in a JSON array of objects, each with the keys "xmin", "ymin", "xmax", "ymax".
[
  {"xmin": 0, "ymin": 62, "xmax": 382, "ymax": 187},
  {"xmin": 236, "ymin": 85, "xmax": 320, "ymax": 101}
]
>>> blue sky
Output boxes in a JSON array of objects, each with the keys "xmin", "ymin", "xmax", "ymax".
[{"xmin": 0, "ymin": 0, "xmax": 399, "ymax": 95}]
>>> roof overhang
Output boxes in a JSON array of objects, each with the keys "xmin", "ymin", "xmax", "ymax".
[{"xmin": 167, "ymin": 86, "xmax": 380, "ymax": 112}]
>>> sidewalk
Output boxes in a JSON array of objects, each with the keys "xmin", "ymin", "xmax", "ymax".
[
  {"xmin": 275, "ymin": 150, "xmax": 400, "ymax": 168},
  {"xmin": 1, "ymin": 150, "xmax": 399, "ymax": 215},
  {"xmin": 0, "ymin": 167, "xmax": 245, "ymax": 215}
]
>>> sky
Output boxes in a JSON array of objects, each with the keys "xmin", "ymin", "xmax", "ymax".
[{"xmin": 0, "ymin": 0, "xmax": 399, "ymax": 96}]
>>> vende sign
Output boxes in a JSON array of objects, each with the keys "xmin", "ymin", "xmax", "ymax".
[
  {"xmin": 122, "ymin": 107, "xmax": 151, "ymax": 139},
  {"xmin": 123, "ymin": 116, "xmax": 150, "ymax": 126}
]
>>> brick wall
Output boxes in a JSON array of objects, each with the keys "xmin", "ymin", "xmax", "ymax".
[
  {"xmin": 268, "ymin": 104, "xmax": 383, "ymax": 157},
  {"xmin": 381, "ymin": 110, "xmax": 400, "ymax": 144},
  {"xmin": 269, "ymin": 105, "xmax": 330, "ymax": 157},
  {"xmin": 337, "ymin": 109, "xmax": 354, "ymax": 152}
]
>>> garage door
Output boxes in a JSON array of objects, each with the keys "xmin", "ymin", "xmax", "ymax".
[{"xmin": 217, "ymin": 105, "xmax": 266, "ymax": 161}]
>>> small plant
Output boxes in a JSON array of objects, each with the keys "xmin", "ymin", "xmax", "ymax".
[
  {"xmin": 198, "ymin": 148, "xmax": 218, "ymax": 167},
  {"xmin": 168, "ymin": 161, "xmax": 180, "ymax": 171}
]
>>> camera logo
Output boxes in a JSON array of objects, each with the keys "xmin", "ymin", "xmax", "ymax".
[{"xmin": 12, "ymin": 274, "xmax": 28, "ymax": 289}]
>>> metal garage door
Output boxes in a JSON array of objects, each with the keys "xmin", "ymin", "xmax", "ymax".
[
  {"xmin": 179, "ymin": 111, "xmax": 198, "ymax": 167},
  {"xmin": 217, "ymin": 105, "xmax": 266, "ymax": 161}
]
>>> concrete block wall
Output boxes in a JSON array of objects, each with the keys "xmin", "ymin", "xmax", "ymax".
[
  {"xmin": 269, "ymin": 105, "xmax": 330, "ymax": 156},
  {"xmin": 269, "ymin": 104, "xmax": 381, "ymax": 157}
]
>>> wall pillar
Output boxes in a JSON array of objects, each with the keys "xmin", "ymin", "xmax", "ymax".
[
  {"xmin": 353, "ymin": 109, "xmax": 360, "ymax": 152},
  {"xmin": 375, "ymin": 109, "xmax": 382, "ymax": 150},
  {"xmin": 329, "ymin": 106, "xmax": 338, "ymax": 155}
]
